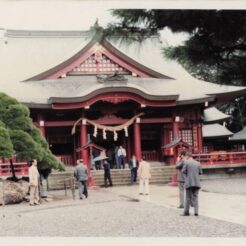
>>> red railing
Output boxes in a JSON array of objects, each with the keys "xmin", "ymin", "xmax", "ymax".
[
  {"xmin": 193, "ymin": 151, "xmax": 246, "ymax": 166},
  {"xmin": 0, "ymin": 162, "xmax": 29, "ymax": 177},
  {"xmin": 142, "ymin": 150, "xmax": 159, "ymax": 161},
  {"xmin": 57, "ymin": 155, "xmax": 74, "ymax": 166}
]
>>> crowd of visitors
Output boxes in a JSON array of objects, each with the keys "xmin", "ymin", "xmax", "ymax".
[{"xmin": 28, "ymin": 146, "xmax": 202, "ymax": 217}]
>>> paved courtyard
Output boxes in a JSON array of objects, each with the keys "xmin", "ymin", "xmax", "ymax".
[{"xmin": 0, "ymin": 178, "xmax": 246, "ymax": 237}]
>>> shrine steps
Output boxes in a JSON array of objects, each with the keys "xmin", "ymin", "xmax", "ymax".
[{"xmin": 47, "ymin": 164, "xmax": 176, "ymax": 190}]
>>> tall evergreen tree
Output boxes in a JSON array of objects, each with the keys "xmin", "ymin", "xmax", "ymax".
[
  {"xmin": 107, "ymin": 9, "xmax": 246, "ymax": 130},
  {"xmin": 0, "ymin": 92, "xmax": 64, "ymax": 179}
]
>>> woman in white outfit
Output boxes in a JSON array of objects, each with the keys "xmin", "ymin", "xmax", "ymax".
[{"xmin": 138, "ymin": 157, "xmax": 151, "ymax": 195}]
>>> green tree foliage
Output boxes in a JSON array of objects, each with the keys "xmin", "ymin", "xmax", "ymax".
[
  {"xmin": 4, "ymin": 104, "xmax": 32, "ymax": 131},
  {"xmin": 0, "ymin": 121, "xmax": 14, "ymax": 158},
  {"xmin": 109, "ymin": 10, "xmax": 246, "ymax": 86},
  {"xmin": 108, "ymin": 9, "xmax": 246, "ymax": 130},
  {"xmin": 9, "ymin": 130, "xmax": 42, "ymax": 161},
  {"xmin": 0, "ymin": 92, "xmax": 64, "ymax": 173}
]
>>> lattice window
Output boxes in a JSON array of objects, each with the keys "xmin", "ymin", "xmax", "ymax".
[
  {"xmin": 169, "ymin": 129, "xmax": 193, "ymax": 146},
  {"xmin": 71, "ymin": 54, "xmax": 129, "ymax": 74},
  {"xmin": 180, "ymin": 129, "xmax": 193, "ymax": 146}
]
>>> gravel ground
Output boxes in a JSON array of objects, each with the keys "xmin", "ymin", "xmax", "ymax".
[
  {"xmin": 201, "ymin": 178, "xmax": 246, "ymax": 195},
  {"xmin": 0, "ymin": 187, "xmax": 246, "ymax": 237}
]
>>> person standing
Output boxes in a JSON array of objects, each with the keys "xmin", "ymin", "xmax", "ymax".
[
  {"xmin": 28, "ymin": 159, "xmax": 40, "ymax": 206},
  {"xmin": 117, "ymin": 145, "xmax": 126, "ymax": 169},
  {"xmin": 103, "ymin": 159, "xmax": 113, "ymax": 187},
  {"xmin": 74, "ymin": 159, "xmax": 88, "ymax": 199},
  {"xmin": 114, "ymin": 145, "xmax": 120, "ymax": 169},
  {"xmin": 93, "ymin": 148, "xmax": 101, "ymax": 170},
  {"xmin": 138, "ymin": 157, "xmax": 151, "ymax": 195},
  {"xmin": 181, "ymin": 152, "xmax": 202, "ymax": 216},
  {"xmin": 128, "ymin": 154, "xmax": 139, "ymax": 184},
  {"xmin": 107, "ymin": 148, "xmax": 114, "ymax": 169},
  {"xmin": 176, "ymin": 151, "xmax": 186, "ymax": 209}
]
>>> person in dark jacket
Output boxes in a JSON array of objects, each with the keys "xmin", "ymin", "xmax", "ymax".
[
  {"xmin": 181, "ymin": 152, "xmax": 202, "ymax": 216},
  {"xmin": 128, "ymin": 154, "xmax": 139, "ymax": 184},
  {"xmin": 176, "ymin": 151, "xmax": 186, "ymax": 208},
  {"xmin": 103, "ymin": 159, "xmax": 113, "ymax": 187},
  {"xmin": 93, "ymin": 148, "xmax": 101, "ymax": 170},
  {"xmin": 74, "ymin": 159, "xmax": 88, "ymax": 199}
]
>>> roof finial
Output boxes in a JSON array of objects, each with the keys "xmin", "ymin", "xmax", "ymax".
[{"xmin": 94, "ymin": 18, "xmax": 99, "ymax": 28}]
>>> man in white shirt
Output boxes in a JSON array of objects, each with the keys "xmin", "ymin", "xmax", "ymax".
[{"xmin": 117, "ymin": 145, "xmax": 126, "ymax": 169}]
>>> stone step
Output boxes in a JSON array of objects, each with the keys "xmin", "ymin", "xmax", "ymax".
[{"xmin": 47, "ymin": 165, "xmax": 175, "ymax": 190}]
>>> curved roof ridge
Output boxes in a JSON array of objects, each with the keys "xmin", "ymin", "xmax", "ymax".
[{"xmin": 5, "ymin": 29, "xmax": 91, "ymax": 38}]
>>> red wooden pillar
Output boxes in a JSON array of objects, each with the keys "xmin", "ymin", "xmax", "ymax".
[
  {"xmin": 134, "ymin": 118, "xmax": 142, "ymax": 161},
  {"xmin": 80, "ymin": 119, "xmax": 88, "ymax": 165},
  {"xmin": 127, "ymin": 133, "xmax": 131, "ymax": 162},
  {"xmin": 73, "ymin": 134, "xmax": 77, "ymax": 166},
  {"xmin": 169, "ymin": 118, "xmax": 180, "ymax": 186},
  {"xmin": 172, "ymin": 119, "xmax": 180, "ymax": 161},
  {"xmin": 80, "ymin": 120, "xmax": 95, "ymax": 187},
  {"xmin": 197, "ymin": 123, "xmax": 203, "ymax": 153},
  {"xmin": 37, "ymin": 114, "xmax": 45, "ymax": 137},
  {"xmin": 173, "ymin": 121, "xmax": 179, "ymax": 138}
]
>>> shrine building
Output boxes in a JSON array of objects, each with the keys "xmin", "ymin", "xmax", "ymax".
[{"xmin": 0, "ymin": 27, "xmax": 246, "ymax": 167}]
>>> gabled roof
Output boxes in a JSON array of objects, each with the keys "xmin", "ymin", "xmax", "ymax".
[
  {"xmin": 25, "ymin": 36, "xmax": 172, "ymax": 81},
  {"xmin": 229, "ymin": 127, "xmax": 246, "ymax": 141},
  {"xmin": 202, "ymin": 123, "xmax": 233, "ymax": 138},
  {"xmin": 203, "ymin": 107, "xmax": 231, "ymax": 123}
]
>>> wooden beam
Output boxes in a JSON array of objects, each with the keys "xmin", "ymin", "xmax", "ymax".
[{"xmin": 33, "ymin": 117, "xmax": 184, "ymax": 127}]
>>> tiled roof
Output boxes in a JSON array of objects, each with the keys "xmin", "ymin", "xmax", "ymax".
[
  {"xmin": 0, "ymin": 28, "xmax": 245, "ymax": 106},
  {"xmin": 202, "ymin": 123, "xmax": 233, "ymax": 138},
  {"xmin": 203, "ymin": 107, "xmax": 230, "ymax": 123},
  {"xmin": 229, "ymin": 127, "xmax": 246, "ymax": 141}
]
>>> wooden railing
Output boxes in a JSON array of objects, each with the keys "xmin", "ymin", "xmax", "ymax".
[
  {"xmin": 193, "ymin": 151, "xmax": 246, "ymax": 166},
  {"xmin": 142, "ymin": 150, "xmax": 159, "ymax": 161},
  {"xmin": 56, "ymin": 155, "xmax": 74, "ymax": 166},
  {"xmin": 0, "ymin": 162, "xmax": 29, "ymax": 177}
]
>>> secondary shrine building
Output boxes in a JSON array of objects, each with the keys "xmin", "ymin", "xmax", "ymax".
[{"xmin": 0, "ymin": 27, "xmax": 246, "ymax": 166}]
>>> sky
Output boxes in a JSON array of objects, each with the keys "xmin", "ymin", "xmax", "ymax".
[
  {"xmin": 1, "ymin": 1, "xmax": 246, "ymax": 29},
  {"xmin": 0, "ymin": 1, "xmax": 245, "ymax": 44},
  {"xmin": 0, "ymin": 1, "xmax": 193, "ymax": 45}
]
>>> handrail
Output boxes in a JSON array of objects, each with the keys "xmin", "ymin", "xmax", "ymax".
[
  {"xmin": 193, "ymin": 151, "xmax": 246, "ymax": 165},
  {"xmin": 0, "ymin": 162, "xmax": 29, "ymax": 176}
]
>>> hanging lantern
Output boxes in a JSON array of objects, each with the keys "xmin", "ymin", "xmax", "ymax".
[
  {"xmin": 113, "ymin": 131, "xmax": 118, "ymax": 141},
  {"xmin": 103, "ymin": 128, "xmax": 107, "ymax": 139},
  {"xmin": 93, "ymin": 125, "xmax": 98, "ymax": 137},
  {"xmin": 124, "ymin": 126, "xmax": 128, "ymax": 137}
]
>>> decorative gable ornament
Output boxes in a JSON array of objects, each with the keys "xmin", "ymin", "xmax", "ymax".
[{"xmin": 96, "ymin": 71, "xmax": 128, "ymax": 84}]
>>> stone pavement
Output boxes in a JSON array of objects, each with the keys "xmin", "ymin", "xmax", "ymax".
[
  {"xmin": 109, "ymin": 179, "xmax": 246, "ymax": 226},
  {"xmin": 0, "ymin": 178, "xmax": 246, "ymax": 237}
]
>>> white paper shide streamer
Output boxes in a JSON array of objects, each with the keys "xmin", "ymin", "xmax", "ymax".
[
  {"xmin": 103, "ymin": 128, "xmax": 107, "ymax": 139},
  {"xmin": 93, "ymin": 126, "xmax": 98, "ymax": 137},
  {"xmin": 113, "ymin": 131, "xmax": 118, "ymax": 141},
  {"xmin": 124, "ymin": 126, "xmax": 128, "ymax": 137}
]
